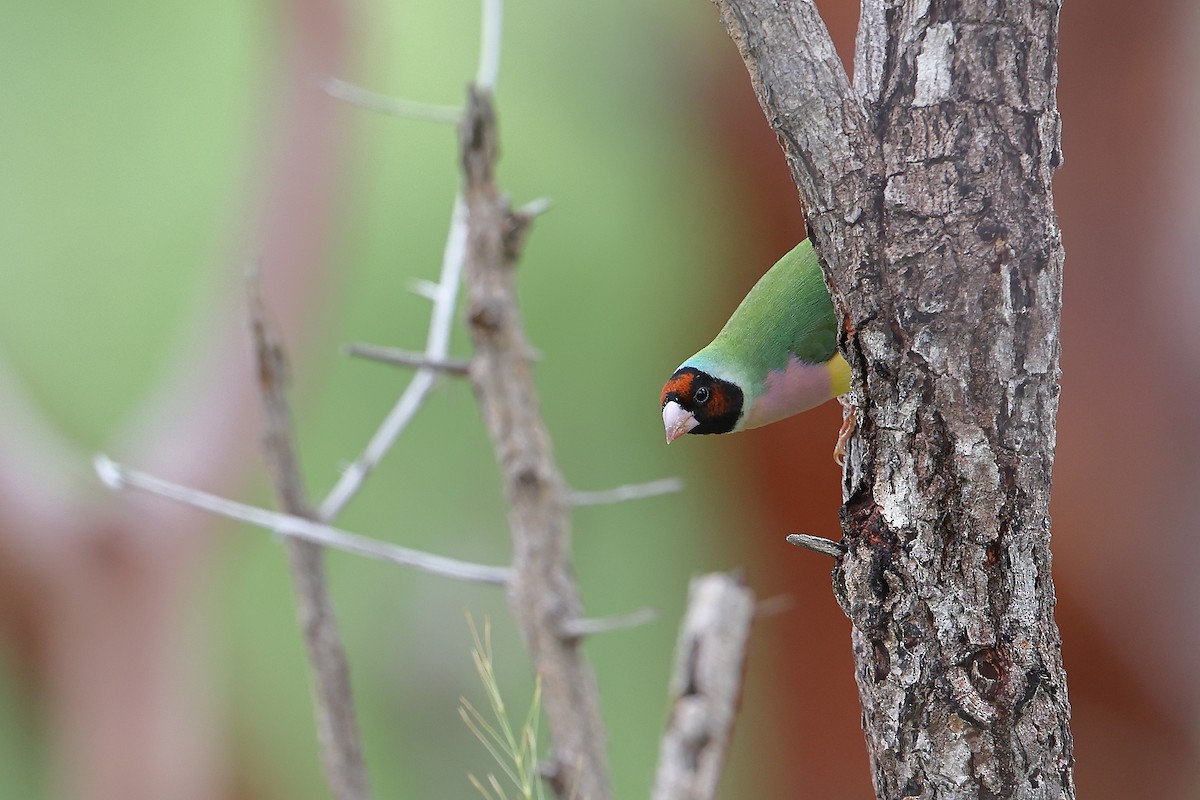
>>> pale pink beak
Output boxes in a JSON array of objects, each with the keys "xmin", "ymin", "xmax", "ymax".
[{"xmin": 662, "ymin": 400, "xmax": 699, "ymax": 444}]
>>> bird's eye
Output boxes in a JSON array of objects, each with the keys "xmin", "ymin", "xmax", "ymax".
[{"xmin": 694, "ymin": 386, "xmax": 710, "ymax": 404}]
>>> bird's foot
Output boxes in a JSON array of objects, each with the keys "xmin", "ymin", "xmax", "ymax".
[{"xmin": 834, "ymin": 397, "xmax": 856, "ymax": 466}]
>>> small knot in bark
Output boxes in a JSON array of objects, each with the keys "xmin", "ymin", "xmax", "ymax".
[{"xmin": 468, "ymin": 298, "xmax": 505, "ymax": 333}]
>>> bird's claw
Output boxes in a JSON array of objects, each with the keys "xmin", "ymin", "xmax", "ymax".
[{"xmin": 834, "ymin": 397, "xmax": 856, "ymax": 466}]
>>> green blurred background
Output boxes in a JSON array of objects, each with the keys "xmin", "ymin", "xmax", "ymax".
[
  {"xmin": 1, "ymin": 0, "xmax": 1197, "ymax": 798},
  {"xmin": 0, "ymin": 1, "xmax": 758, "ymax": 797}
]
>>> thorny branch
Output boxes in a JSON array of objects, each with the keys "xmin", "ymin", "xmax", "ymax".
[
  {"xmin": 316, "ymin": 194, "xmax": 469, "ymax": 521},
  {"xmin": 90, "ymin": 4, "xmax": 749, "ymax": 799},
  {"xmin": 315, "ymin": 0, "xmax": 504, "ymax": 521},
  {"xmin": 249, "ymin": 276, "xmax": 370, "ymax": 800},
  {"xmin": 460, "ymin": 85, "xmax": 612, "ymax": 800}
]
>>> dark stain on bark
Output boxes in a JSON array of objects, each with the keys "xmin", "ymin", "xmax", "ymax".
[
  {"xmin": 840, "ymin": 486, "xmax": 905, "ymax": 636},
  {"xmin": 871, "ymin": 639, "xmax": 891, "ymax": 682}
]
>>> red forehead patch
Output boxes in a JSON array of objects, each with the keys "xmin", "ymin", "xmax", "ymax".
[{"xmin": 661, "ymin": 372, "xmax": 694, "ymax": 405}]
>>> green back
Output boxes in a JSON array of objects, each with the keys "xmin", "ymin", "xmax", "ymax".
[{"xmin": 691, "ymin": 240, "xmax": 838, "ymax": 388}]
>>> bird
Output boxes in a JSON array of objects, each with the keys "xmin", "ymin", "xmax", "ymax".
[{"xmin": 659, "ymin": 239, "xmax": 855, "ymax": 462}]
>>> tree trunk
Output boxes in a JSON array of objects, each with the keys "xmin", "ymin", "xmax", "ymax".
[{"xmin": 712, "ymin": 1, "xmax": 1075, "ymax": 797}]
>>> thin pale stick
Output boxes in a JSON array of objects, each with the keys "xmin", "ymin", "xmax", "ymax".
[
  {"xmin": 317, "ymin": 195, "xmax": 468, "ymax": 521},
  {"xmin": 344, "ymin": 343, "xmax": 471, "ymax": 375},
  {"xmin": 321, "ymin": 76, "xmax": 461, "ymax": 123},
  {"xmin": 316, "ymin": 0, "xmax": 507, "ymax": 521},
  {"xmin": 94, "ymin": 455, "xmax": 509, "ymax": 585},
  {"xmin": 570, "ymin": 478, "xmax": 683, "ymax": 507},
  {"xmin": 560, "ymin": 608, "xmax": 658, "ymax": 640},
  {"xmin": 475, "ymin": 0, "xmax": 503, "ymax": 91}
]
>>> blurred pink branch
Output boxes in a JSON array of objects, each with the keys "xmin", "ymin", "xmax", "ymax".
[{"xmin": 0, "ymin": 0, "xmax": 355, "ymax": 797}]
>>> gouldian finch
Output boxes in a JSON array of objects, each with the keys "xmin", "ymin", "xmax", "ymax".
[{"xmin": 660, "ymin": 239, "xmax": 853, "ymax": 461}]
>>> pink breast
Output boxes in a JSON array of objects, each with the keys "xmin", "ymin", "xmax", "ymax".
[{"xmin": 742, "ymin": 356, "xmax": 834, "ymax": 429}]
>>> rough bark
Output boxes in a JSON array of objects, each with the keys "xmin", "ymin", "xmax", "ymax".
[{"xmin": 712, "ymin": 1, "xmax": 1074, "ymax": 797}]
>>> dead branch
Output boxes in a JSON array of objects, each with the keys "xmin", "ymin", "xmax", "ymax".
[
  {"xmin": 344, "ymin": 343, "xmax": 472, "ymax": 375},
  {"xmin": 570, "ymin": 478, "xmax": 684, "ymax": 507},
  {"xmin": 316, "ymin": 194, "xmax": 469, "ymax": 521},
  {"xmin": 710, "ymin": 0, "xmax": 876, "ymax": 223},
  {"xmin": 248, "ymin": 275, "xmax": 370, "ymax": 800},
  {"xmin": 322, "ymin": 75, "xmax": 462, "ymax": 123},
  {"xmin": 460, "ymin": 85, "xmax": 612, "ymax": 800},
  {"xmin": 559, "ymin": 608, "xmax": 658, "ymax": 640},
  {"xmin": 94, "ymin": 455, "xmax": 510, "ymax": 584},
  {"xmin": 652, "ymin": 573, "xmax": 755, "ymax": 800}
]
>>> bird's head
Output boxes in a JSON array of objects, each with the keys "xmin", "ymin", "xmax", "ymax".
[{"xmin": 660, "ymin": 366, "xmax": 744, "ymax": 443}]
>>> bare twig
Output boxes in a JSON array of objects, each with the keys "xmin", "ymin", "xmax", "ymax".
[
  {"xmin": 460, "ymin": 86, "xmax": 611, "ymax": 800},
  {"xmin": 515, "ymin": 197, "xmax": 553, "ymax": 219},
  {"xmin": 344, "ymin": 343, "xmax": 471, "ymax": 375},
  {"xmin": 317, "ymin": 194, "xmax": 468, "ymax": 521},
  {"xmin": 786, "ymin": 533, "xmax": 845, "ymax": 558},
  {"xmin": 93, "ymin": 455, "xmax": 510, "ymax": 585},
  {"xmin": 248, "ymin": 274, "xmax": 370, "ymax": 800},
  {"xmin": 753, "ymin": 594, "xmax": 795, "ymax": 619},
  {"xmin": 570, "ymin": 478, "xmax": 683, "ymax": 507},
  {"xmin": 652, "ymin": 573, "xmax": 755, "ymax": 800},
  {"xmin": 475, "ymin": 0, "xmax": 503, "ymax": 91},
  {"xmin": 409, "ymin": 278, "xmax": 442, "ymax": 300},
  {"xmin": 560, "ymin": 608, "xmax": 658, "ymax": 640},
  {"xmin": 321, "ymin": 76, "xmax": 462, "ymax": 123},
  {"xmin": 316, "ymin": 0, "xmax": 506, "ymax": 522}
]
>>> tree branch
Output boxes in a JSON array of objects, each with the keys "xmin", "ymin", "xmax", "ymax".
[
  {"xmin": 712, "ymin": 1, "xmax": 1074, "ymax": 797},
  {"xmin": 344, "ymin": 343, "xmax": 471, "ymax": 375},
  {"xmin": 321, "ymin": 76, "xmax": 462, "ymax": 123},
  {"xmin": 651, "ymin": 573, "xmax": 755, "ymax": 800},
  {"xmin": 710, "ymin": 0, "xmax": 877, "ymax": 221},
  {"xmin": 786, "ymin": 533, "xmax": 845, "ymax": 559},
  {"xmin": 559, "ymin": 608, "xmax": 658, "ymax": 640},
  {"xmin": 315, "ymin": 0, "xmax": 503, "ymax": 523},
  {"xmin": 709, "ymin": 0, "xmax": 885, "ymax": 423},
  {"xmin": 317, "ymin": 194, "xmax": 468, "ymax": 521},
  {"xmin": 569, "ymin": 477, "xmax": 684, "ymax": 507},
  {"xmin": 248, "ymin": 275, "xmax": 370, "ymax": 800},
  {"xmin": 93, "ymin": 455, "xmax": 510, "ymax": 585},
  {"xmin": 460, "ymin": 86, "xmax": 612, "ymax": 800}
]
